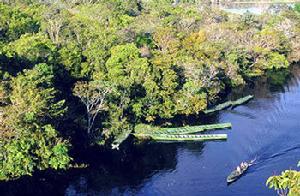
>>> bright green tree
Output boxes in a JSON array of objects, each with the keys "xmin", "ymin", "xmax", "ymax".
[
  {"xmin": 267, "ymin": 162, "xmax": 300, "ymax": 196},
  {"xmin": 0, "ymin": 63, "xmax": 70, "ymax": 181}
]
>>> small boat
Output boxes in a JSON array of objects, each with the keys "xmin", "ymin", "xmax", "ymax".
[{"xmin": 227, "ymin": 159, "xmax": 256, "ymax": 184}]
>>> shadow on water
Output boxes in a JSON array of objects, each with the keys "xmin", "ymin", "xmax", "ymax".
[
  {"xmin": 63, "ymin": 141, "xmax": 206, "ymax": 195},
  {"xmin": 0, "ymin": 142, "xmax": 180, "ymax": 195},
  {"xmin": 0, "ymin": 141, "xmax": 205, "ymax": 196}
]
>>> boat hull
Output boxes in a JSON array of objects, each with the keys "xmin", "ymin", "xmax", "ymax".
[{"xmin": 227, "ymin": 165, "xmax": 249, "ymax": 184}]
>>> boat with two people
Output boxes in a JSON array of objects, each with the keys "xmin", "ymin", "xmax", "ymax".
[{"xmin": 227, "ymin": 158, "xmax": 256, "ymax": 184}]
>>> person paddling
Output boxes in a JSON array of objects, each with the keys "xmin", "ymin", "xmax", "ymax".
[
  {"xmin": 236, "ymin": 162, "xmax": 248, "ymax": 175},
  {"xmin": 227, "ymin": 159, "xmax": 256, "ymax": 184},
  {"xmin": 241, "ymin": 162, "xmax": 249, "ymax": 169},
  {"xmin": 236, "ymin": 166, "xmax": 242, "ymax": 174}
]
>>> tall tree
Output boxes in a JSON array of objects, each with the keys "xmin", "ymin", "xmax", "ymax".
[{"xmin": 73, "ymin": 81, "xmax": 113, "ymax": 136}]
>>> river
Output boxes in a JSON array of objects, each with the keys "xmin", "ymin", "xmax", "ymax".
[{"xmin": 0, "ymin": 65, "xmax": 299, "ymax": 195}]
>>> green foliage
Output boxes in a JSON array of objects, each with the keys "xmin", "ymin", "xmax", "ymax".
[
  {"xmin": 0, "ymin": 3, "xmax": 39, "ymax": 41},
  {"xmin": 267, "ymin": 162, "xmax": 300, "ymax": 196},
  {"xmin": 266, "ymin": 69, "xmax": 290, "ymax": 87},
  {"xmin": 135, "ymin": 33, "xmax": 154, "ymax": 48},
  {"xmin": 58, "ymin": 42, "xmax": 83, "ymax": 78},
  {"xmin": 0, "ymin": 124, "xmax": 70, "ymax": 181},
  {"xmin": 255, "ymin": 27, "xmax": 291, "ymax": 54},
  {"xmin": 175, "ymin": 80, "xmax": 208, "ymax": 115},
  {"xmin": 104, "ymin": 43, "xmax": 150, "ymax": 120},
  {"xmin": 7, "ymin": 63, "xmax": 66, "ymax": 126},
  {"xmin": 294, "ymin": 3, "xmax": 300, "ymax": 13},
  {"xmin": 267, "ymin": 52, "xmax": 289, "ymax": 69},
  {"xmin": 4, "ymin": 33, "xmax": 57, "ymax": 66},
  {"xmin": 143, "ymin": 56, "xmax": 179, "ymax": 120},
  {"xmin": 0, "ymin": 63, "xmax": 69, "ymax": 180},
  {"xmin": 105, "ymin": 43, "xmax": 149, "ymax": 87},
  {"xmin": 239, "ymin": 12, "xmax": 260, "ymax": 30}
]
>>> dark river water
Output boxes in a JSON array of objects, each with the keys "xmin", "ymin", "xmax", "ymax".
[{"xmin": 1, "ymin": 66, "xmax": 300, "ymax": 196}]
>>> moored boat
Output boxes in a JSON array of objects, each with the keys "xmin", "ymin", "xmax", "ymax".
[{"xmin": 134, "ymin": 133, "xmax": 228, "ymax": 141}]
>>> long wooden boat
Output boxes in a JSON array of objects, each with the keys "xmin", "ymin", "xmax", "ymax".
[
  {"xmin": 231, "ymin": 95, "xmax": 254, "ymax": 107},
  {"xmin": 134, "ymin": 133, "xmax": 227, "ymax": 141},
  {"xmin": 204, "ymin": 95, "xmax": 254, "ymax": 114},
  {"xmin": 153, "ymin": 123, "xmax": 232, "ymax": 135},
  {"xmin": 135, "ymin": 123, "xmax": 232, "ymax": 135}
]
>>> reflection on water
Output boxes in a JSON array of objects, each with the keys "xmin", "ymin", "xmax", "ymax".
[
  {"xmin": 0, "ymin": 142, "xmax": 181, "ymax": 195},
  {"xmin": 64, "ymin": 143, "xmax": 181, "ymax": 195},
  {"xmin": 1, "ymin": 66, "xmax": 300, "ymax": 196}
]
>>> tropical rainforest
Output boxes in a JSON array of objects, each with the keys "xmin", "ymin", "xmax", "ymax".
[{"xmin": 0, "ymin": 1, "xmax": 299, "ymax": 191}]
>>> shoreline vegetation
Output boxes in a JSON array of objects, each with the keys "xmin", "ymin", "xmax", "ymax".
[{"xmin": 0, "ymin": 0, "xmax": 300, "ymax": 189}]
